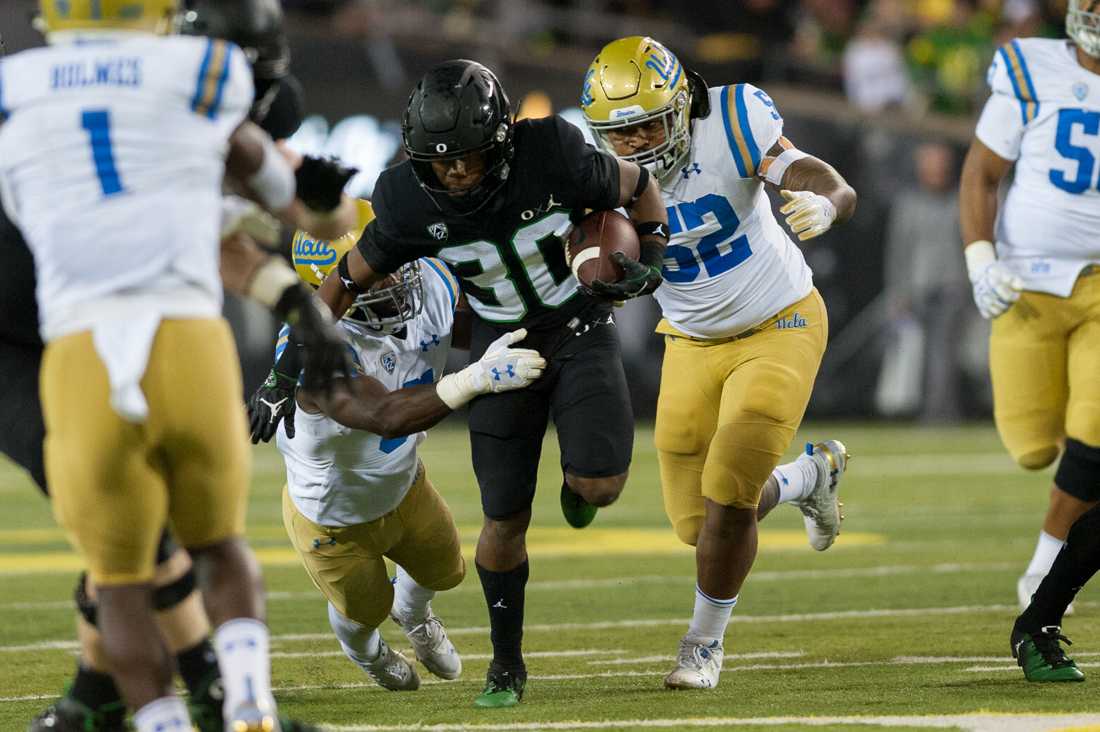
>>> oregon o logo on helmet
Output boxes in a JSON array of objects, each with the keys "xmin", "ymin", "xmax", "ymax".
[{"xmin": 436, "ymin": 143, "xmax": 448, "ymax": 153}]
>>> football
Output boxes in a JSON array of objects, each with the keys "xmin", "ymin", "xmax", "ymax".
[{"xmin": 565, "ymin": 210, "xmax": 640, "ymax": 288}]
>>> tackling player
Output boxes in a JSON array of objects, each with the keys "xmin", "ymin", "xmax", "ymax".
[
  {"xmin": 0, "ymin": 2, "xmax": 355, "ymax": 731},
  {"xmin": 581, "ymin": 37, "xmax": 856, "ymax": 690},
  {"xmin": 276, "ymin": 202, "xmax": 544, "ymax": 692},
  {"xmin": 959, "ymin": 0, "xmax": 1100, "ymax": 614},
  {"xmin": 297, "ymin": 59, "xmax": 669, "ymax": 707}
]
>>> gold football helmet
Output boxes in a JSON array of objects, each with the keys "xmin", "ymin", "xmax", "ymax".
[
  {"xmin": 37, "ymin": 0, "xmax": 181, "ymax": 36},
  {"xmin": 291, "ymin": 199, "xmax": 424, "ymax": 334},
  {"xmin": 581, "ymin": 36, "xmax": 693, "ymax": 182}
]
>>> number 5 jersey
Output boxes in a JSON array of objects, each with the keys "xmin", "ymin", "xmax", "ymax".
[
  {"xmin": 653, "ymin": 84, "xmax": 813, "ymax": 340},
  {"xmin": 977, "ymin": 38, "xmax": 1100, "ymax": 296}
]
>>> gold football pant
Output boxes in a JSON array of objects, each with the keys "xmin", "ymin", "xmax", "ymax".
[
  {"xmin": 655, "ymin": 290, "xmax": 828, "ymax": 546},
  {"xmin": 42, "ymin": 318, "xmax": 250, "ymax": 586},
  {"xmin": 282, "ymin": 464, "xmax": 465, "ymax": 630},
  {"xmin": 991, "ymin": 269, "xmax": 1100, "ymax": 468}
]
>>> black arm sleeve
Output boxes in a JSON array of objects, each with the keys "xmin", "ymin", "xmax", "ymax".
[
  {"xmin": 353, "ymin": 169, "xmax": 417, "ymax": 275},
  {"xmin": 549, "ymin": 115, "xmax": 621, "ymax": 212}
]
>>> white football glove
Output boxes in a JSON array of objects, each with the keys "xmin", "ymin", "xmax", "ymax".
[
  {"xmin": 779, "ymin": 190, "xmax": 836, "ymax": 241},
  {"xmin": 965, "ymin": 240, "xmax": 1023, "ymax": 319},
  {"xmin": 435, "ymin": 328, "xmax": 546, "ymax": 409},
  {"xmin": 220, "ymin": 195, "xmax": 282, "ymax": 246}
]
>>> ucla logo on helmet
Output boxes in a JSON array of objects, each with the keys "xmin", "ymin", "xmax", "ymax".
[{"xmin": 293, "ymin": 236, "xmax": 337, "ymax": 266}]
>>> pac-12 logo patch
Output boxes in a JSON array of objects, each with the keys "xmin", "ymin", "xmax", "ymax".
[
  {"xmin": 1074, "ymin": 82, "xmax": 1089, "ymax": 101},
  {"xmin": 427, "ymin": 222, "xmax": 449, "ymax": 241},
  {"xmin": 380, "ymin": 351, "xmax": 397, "ymax": 374}
]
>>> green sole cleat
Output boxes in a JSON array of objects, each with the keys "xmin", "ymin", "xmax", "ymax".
[
  {"xmin": 474, "ymin": 666, "xmax": 526, "ymax": 708},
  {"xmin": 1012, "ymin": 625, "xmax": 1085, "ymax": 682},
  {"xmin": 560, "ymin": 482, "xmax": 597, "ymax": 529}
]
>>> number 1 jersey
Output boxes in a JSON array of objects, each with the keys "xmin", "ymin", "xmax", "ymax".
[
  {"xmin": 976, "ymin": 38, "xmax": 1100, "ymax": 296},
  {"xmin": 0, "ymin": 35, "xmax": 253, "ymax": 338},
  {"xmin": 655, "ymin": 84, "xmax": 813, "ymax": 340}
]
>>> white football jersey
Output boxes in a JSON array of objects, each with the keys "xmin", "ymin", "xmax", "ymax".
[
  {"xmin": 654, "ymin": 84, "xmax": 813, "ymax": 339},
  {"xmin": 278, "ymin": 258, "xmax": 460, "ymax": 527},
  {"xmin": 976, "ymin": 38, "xmax": 1100, "ymax": 296},
  {"xmin": 0, "ymin": 34, "xmax": 253, "ymax": 338}
]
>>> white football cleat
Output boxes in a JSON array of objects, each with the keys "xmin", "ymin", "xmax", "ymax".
[
  {"xmin": 365, "ymin": 636, "xmax": 420, "ymax": 691},
  {"xmin": 392, "ymin": 610, "xmax": 462, "ymax": 680},
  {"xmin": 664, "ymin": 636, "xmax": 723, "ymax": 690},
  {"xmin": 1018, "ymin": 572, "xmax": 1074, "ymax": 615},
  {"xmin": 796, "ymin": 440, "xmax": 848, "ymax": 551}
]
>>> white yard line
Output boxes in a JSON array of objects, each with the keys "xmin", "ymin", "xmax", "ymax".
[
  {"xmin": 0, "ymin": 562, "xmax": 1023, "ymax": 612},
  {"xmin": 271, "ymin": 649, "xmax": 625, "ymax": 661},
  {"xmin": 321, "ymin": 714, "xmax": 1100, "ymax": 732},
  {"xmin": 0, "ymin": 603, "xmax": 1022, "ymax": 653}
]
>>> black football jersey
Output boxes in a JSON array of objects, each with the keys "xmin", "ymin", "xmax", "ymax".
[
  {"xmin": 0, "ymin": 203, "xmax": 41, "ymax": 348},
  {"xmin": 357, "ymin": 115, "xmax": 621, "ymax": 330}
]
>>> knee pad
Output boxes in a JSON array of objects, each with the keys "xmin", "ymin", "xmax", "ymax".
[
  {"xmin": 1017, "ymin": 445, "xmax": 1061, "ymax": 471},
  {"xmin": 152, "ymin": 567, "xmax": 197, "ymax": 612},
  {"xmin": 74, "ymin": 572, "xmax": 98, "ymax": 627},
  {"xmin": 343, "ymin": 582, "xmax": 394, "ymax": 630},
  {"xmin": 1054, "ymin": 438, "xmax": 1100, "ymax": 501},
  {"xmin": 672, "ymin": 515, "xmax": 701, "ymax": 547}
]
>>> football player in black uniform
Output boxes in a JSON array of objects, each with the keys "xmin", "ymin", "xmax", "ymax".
[
  {"xmin": 318, "ymin": 59, "xmax": 669, "ymax": 707},
  {"xmin": 7, "ymin": 2, "xmax": 342, "ymax": 730}
]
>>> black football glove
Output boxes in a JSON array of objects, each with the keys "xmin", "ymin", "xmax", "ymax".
[
  {"xmin": 295, "ymin": 156, "xmax": 358, "ymax": 211},
  {"xmin": 587, "ymin": 252, "xmax": 663, "ymax": 301},
  {"xmin": 248, "ymin": 367, "xmax": 298, "ymax": 444}
]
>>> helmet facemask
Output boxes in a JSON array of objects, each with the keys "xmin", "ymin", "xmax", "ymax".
[
  {"xmin": 407, "ymin": 123, "xmax": 513, "ymax": 215},
  {"xmin": 347, "ymin": 262, "xmax": 425, "ymax": 336},
  {"xmin": 1069, "ymin": 0, "xmax": 1100, "ymax": 58},
  {"xmin": 588, "ymin": 89, "xmax": 692, "ymax": 184}
]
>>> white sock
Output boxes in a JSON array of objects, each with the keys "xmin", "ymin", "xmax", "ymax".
[
  {"xmin": 213, "ymin": 618, "xmax": 276, "ymax": 717},
  {"xmin": 327, "ymin": 602, "xmax": 383, "ymax": 668},
  {"xmin": 133, "ymin": 696, "xmax": 191, "ymax": 732},
  {"xmin": 686, "ymin": 585, "xmax": 738, "ymax": 643},
  {"xmin": 774, "ymin": 452, "xmax": 818, "ymax": 504},
  {"xmin": 392, "ymin": 565, "xmax": 435, "ymax": 627},
  {"xmin": 1025, "ymin": 530, "xmax": 1066, "ymax": 576}
]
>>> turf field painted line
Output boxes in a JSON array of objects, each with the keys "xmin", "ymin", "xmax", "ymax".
[
  {"xmin": 319, "ymin": 714, "xmax": 1100, "ymax": 732},
  {"xmin": 0, "ymin": 603, "xmax": 1024, "ymax": 653},
  {"xmin": 270, "ymin": 649, "xmax": 624, "ymax": 660},
  {"xmin": 600, "ymin": 650, "xmax": 805, "ymax": 665},
  {"xmin": 0, "ymin": 561, "xmax": 1024, "ymax": 611}
]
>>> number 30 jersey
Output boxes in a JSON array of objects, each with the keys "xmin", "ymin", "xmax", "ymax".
[
  {"xmin": 976, "ymin": 38, "xmax": 1100, "ymax": 296},
  {"xmin": 0, "ymin": 35, "xmax": 252, "ymax": 338},
  {"xmin": 655, "ymin": 84, "xmax": 812, "ymax": 339}
]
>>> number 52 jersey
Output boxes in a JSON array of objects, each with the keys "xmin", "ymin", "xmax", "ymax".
[
  {"xmin": 977, "ymin": 38, "xmax": 1100, "ymax": 296},
  {"xmin": 654, "ymin": 84, "xmax": 813, "ymax": 340}
]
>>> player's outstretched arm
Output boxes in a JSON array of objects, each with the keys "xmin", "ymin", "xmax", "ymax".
[
  {"xmin": 305, "ymin": 329, "xmax": 546, "ymax": 438},
  {"xmin": 958, "ymin": 138, "xmax": 1021, "ymax": 319},
  {"xmin": 225, "ymin": 120, "xmax": 358, "ymax": 240},
  {"xmin": 759, "ymin": 139, "xmax": 856, "ymax": 241}
]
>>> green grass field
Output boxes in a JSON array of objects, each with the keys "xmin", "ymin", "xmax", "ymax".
[{"xmin": 1, "ymin": 422, "xmax": 1099, "ymax": 732}]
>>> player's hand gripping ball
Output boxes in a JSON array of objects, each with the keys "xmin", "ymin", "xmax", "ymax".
[{"xmin": 566, "ymin": 210, "xmax": 649, "ymax": 299}]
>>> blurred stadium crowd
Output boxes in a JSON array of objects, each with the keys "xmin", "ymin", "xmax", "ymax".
[{"xmin": 1, "ymin": 0, "xmax": 1058, "ymax": 420}]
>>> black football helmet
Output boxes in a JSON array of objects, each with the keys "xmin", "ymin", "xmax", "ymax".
[
  {"xmin": 180, "ymin": 0, "xmax": 297, "ymax": 133},
  {"xmin": 402, "ymin": 60, "xmax": 514, "ymax": 214}
]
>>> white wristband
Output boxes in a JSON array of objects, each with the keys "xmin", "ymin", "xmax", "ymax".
[
  {"xmin": 435, "ymin": 371, "xmax": 476, "ymax": 410},
  {"xmin": 763, "ymin": 147, "xmax": 809, "ymax": 186},
  {"xmin": 964, "ymin": 240, "xmax": 997, "ymax": 281},
  {"xmin": 246, "ymin": 256, "xmax": 301, "ymax": 309},
  {"xmin": 247, "ymin": 135, "xmax": 296, "ymax": 212}
]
